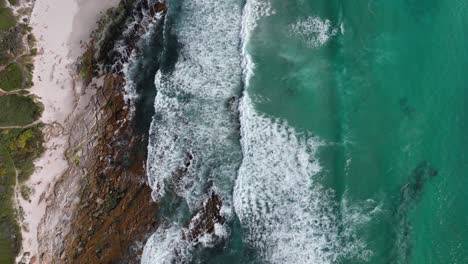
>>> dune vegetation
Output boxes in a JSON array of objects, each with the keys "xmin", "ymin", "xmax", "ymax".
[{"xmin": 0, "ymin": 0, "xmax": 43, "ymax": 263}]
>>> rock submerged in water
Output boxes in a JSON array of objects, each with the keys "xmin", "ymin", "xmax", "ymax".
[
  {"xmin": 400, "ymin": 160, "xmax": 438, "ymax": 204},
  {"xmin": 395, "ymin": 160, "xmax": 438, "ymax": 262},
  {"xmin": 183, "ymin": 190, "xmax": 225, "ymax": 244}
]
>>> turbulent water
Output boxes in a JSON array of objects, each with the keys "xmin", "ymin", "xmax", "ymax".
[{"xmin": 139, "ymin": 0, "xmax": 468, "ymax": 263}]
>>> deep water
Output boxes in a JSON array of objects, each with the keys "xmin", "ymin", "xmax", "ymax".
[{"xmin": 140, "ymin": 0, "xmax": 468, "ymax": 263}]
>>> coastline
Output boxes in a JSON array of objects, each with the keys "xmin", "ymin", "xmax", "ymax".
[
  {"xmin": 38, "ymin": 1, "xmax": 167, "ymax": 261},
  {"xmin": 4, "ymin": 0, "xmax": 465, "ymax": 263},
  {"xmin": 15, "ymin": 0, "xmax": 119, "ymax": 263},
  {"xmin": 22, "ymin": 0, "xmax": 166, "ymax": 263}
]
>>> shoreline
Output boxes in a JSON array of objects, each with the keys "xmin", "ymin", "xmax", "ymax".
[
  {"xmin": 15, "ymin": 0, "xmax": 119, "ymax": 263},
  {"xmin": 34, "ymin": 1, "xmax": 166, "ymax": 262}
]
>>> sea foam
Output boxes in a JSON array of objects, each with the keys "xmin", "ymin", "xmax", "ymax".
[
  {"xmin": 142, "ymin": 226, "xmax": 190, "ymax": 264},
  {"xmin": 143, "ymin": 0, "xmax": 244, "ymax": 262},
  {"xmin": 234, "ymin": 93, "xmax": 375, "ymax": 264},
  {"xmin": 289, "ymin": 16, "xmax": 338, "ymax": 47},
  {"xmin": 235, "ymin": 95, "xmax": 337, "ymax": 263},
  {"xmin": 144, "ymin": 0, "xmax": 373, "ymax": 262},
  {"xmin": 103, "ymin": 0, "xmax": 165, "ymax": 114},
  {"xmin": 234, "ymin": 1, "xmax": 371, "ymax": 263},
  {"xmin": 240, "ymin": 0, "xmax": 275, "ymax": 87},
  {"xmin": 146, "ymin": 0, "xmax": 243, "ymax": 207}
]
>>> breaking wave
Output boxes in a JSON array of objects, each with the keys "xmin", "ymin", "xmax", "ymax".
[
  {"xmin": 100, "ymin": 0, "xmax": 166, "ymax": 113},
  {"xmin": 289, "ymin": 16, "xmax": 338, "ymax": 47},
  {"xmin": 233, "ymin": 95, "xmax": 373, "ymax": 264},
  {"xmin": 233, "ymin": 1, "xmax": 373, "ymax": 263},
  {"xmin": 142, "ymin": 226, "xmax": 190, "ymax": 264},
  {"xmin": 146, "ymin": 0, "xmax": 243, "ymax": 209},
  {"xmin": 143, "ymin": 0, "xmax": 243, "ymax": 262},
  {"xmin": 143, "ymin": 0, "xmax": 375, "ymax": 263}
]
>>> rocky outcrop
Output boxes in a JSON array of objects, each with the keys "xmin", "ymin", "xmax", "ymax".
[
  {"xmin": 38, "ymin": 74, "xmax": 159, "ymax": 264},
  {"xmin": 75, "ymin": 76, "xmax": 159, "ymax": 263},
  {"xmin": 183, "ymin": 191, "xmax": 225, "ymax": 244},
  {"xmin": 37, "ymin": 1, "xmax": 167, "ymax": 263}
]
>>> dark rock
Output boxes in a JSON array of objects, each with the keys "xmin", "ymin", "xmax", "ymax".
[{"xmin": 183, "ymin": 190, "xmax": 225, "ymax": 242}]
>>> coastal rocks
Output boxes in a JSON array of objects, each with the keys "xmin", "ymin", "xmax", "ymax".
[
  {"xmin": 36, "ymin": 1, "xmax": 169, "ymax": 263},
  {"xmin": 141, "ymin": 190, "xmax": 226, "ymax": 264},
  {"xmin": 36, "ymin": 73, "xmax": 155, "ymax": 263},
  {"xmin": 95, "ymin": 0, "xmax": 167, "ymax": 73},
  {"xmin": 183, "ymin": 190, "xmax": 225, "ymax": 244},
  {"xmin": 37, "ymin": 74, "xmax": 159, "ymax": 264},
  {"xmin": 167, "ymin": 151, "xmax": 194, "ymax": 194}
]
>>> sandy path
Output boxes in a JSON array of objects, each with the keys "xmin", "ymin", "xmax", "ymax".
[
  {"xmin": 0, "ymin": 120, "xmax": 41, "ymax": 130},
  {"xmin": 15, "ymin": 0, "xmax": 119, "ymax": 263}
]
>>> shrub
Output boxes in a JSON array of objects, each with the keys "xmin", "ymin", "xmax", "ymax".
[
  {"xmin": 0, "ymin": 63, "xmax": 23, "ymax": 91},
  {"xmin": 0, "ymin": 7, "xmax": 15, "ymax": 31},
  {"xmin": 0, "ymin": 94, "xmax": 42, "ymax": 126}
]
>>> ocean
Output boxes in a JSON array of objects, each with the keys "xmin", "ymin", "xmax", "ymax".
[{"xmin": 139, "ymin": 0, "xmax": 468, "ymax": 263}]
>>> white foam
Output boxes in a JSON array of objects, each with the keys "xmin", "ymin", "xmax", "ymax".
[
  {"xmin": 145, "ymin": 0, "xmax": 373, "ymax": 262},
  {"xmin": 144, "ymin": 0, "xmax": 244, "ymax": 262},
  {"xmin": 235, "ymin": 95, "xmax": 332, "ymax": 263},
  {"xmin": 289, "ymin": 16, "xmax": 338, "ymax": 47},
  {"xmin": 142, "ymin": 226, "xmax": 190, "ymax": 264},
  {"xmin": 235, "ymin": 1, "xmax": 371, "ymax": 262},
  {"xmin": 234, "ymin": 95, "xmax": 374, "ymax": 263},
  {"xmin": 141, "ymin": 201, "xmax": 231, "ymax": 264},
  {"xmin": 107, "ymin": 0, "xmax": 164, "ymax": 114},
  {"xmin": 146, "ymin": 0, "xmax": 243, "ymax": 208},
  {"xmin": 240, "ymin": 0, "xmax": 275, "ymax": 87},
  {"xmin": 121, "ymin": 61, "xmax": 139, "ymax": 114}
]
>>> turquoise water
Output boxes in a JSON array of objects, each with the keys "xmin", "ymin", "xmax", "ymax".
[{"xmin": 142, "ymin": 0, "xmax": 468, "ymax": 263}]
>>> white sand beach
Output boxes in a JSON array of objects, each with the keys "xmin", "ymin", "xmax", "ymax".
[{"xmin": 16, "ymin": 0, "xmax": 119, "ymax": 263}]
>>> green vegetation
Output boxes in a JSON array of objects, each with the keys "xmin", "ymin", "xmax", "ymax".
[
  {"xmin": 0, "ymin": 1, "xmax": 43, "ymax": 263},
  {"xmin": 16, "ymin": 56, "xmax": 33, "ymax": 88},
  {"xmin": 26, "ymin": 33, "xmax": 35, "ymax": 49},
  {"xmin": 0, "ymin": 140, "xmax": 19, "ymax": 264},
  {"xmin": 70, "ymin": 146, "xmax": 82, "ymax": 166},
  {"xmin": 9, "ymin": 127, "xmax": 44, "ymax": 181},
  {"xmin": 19, "ymin": 184, "xmax": 30, "ymax": 201},
  {"xmin": 78, "ymin": 46, "xmax": 95, "ymax": 85},
  {"xmin": 0, "ymin": 94, "xmax": 42, "ymax": 126},
  {"xmin": 0, "ymin": 62, "xmax": 23, "ymax": 91},
  {"xmin": 0, "ymin": 126, "xmax": 43, "ymax": 263},
  {"xmin": 0, "ymin": 1, "xmax": 35, "ymax": 90},
  {"xmin": 0, "ymin": 26, "xmax": 25, "ymax": 57},
  {"xmin": 0, "ymin": 6, "xmax": 15, "ymax": 31}
]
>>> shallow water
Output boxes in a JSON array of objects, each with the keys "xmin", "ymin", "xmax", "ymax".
[{"xmin": 142, "ymin": 0, "xmax": 468, "ymax": 263}]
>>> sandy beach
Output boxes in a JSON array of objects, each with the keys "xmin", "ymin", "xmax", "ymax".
[{"xmin": 16, "ymin": 0, "xmax": 119, "ymax": 263}]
